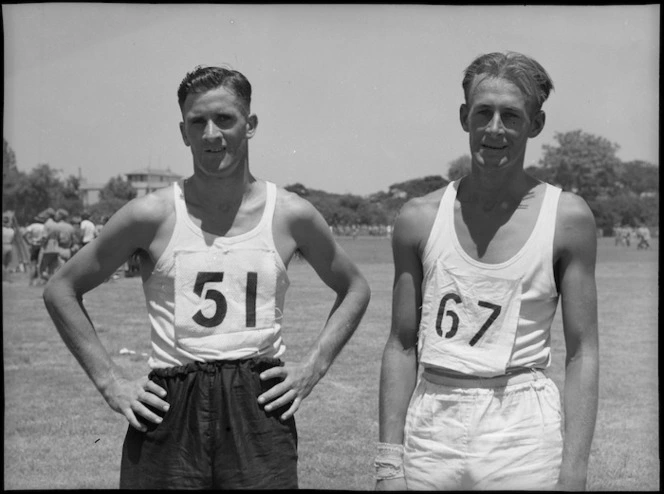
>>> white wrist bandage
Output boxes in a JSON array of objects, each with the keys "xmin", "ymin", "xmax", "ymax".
[{"xmin": 374, "ymin": 442, "xmax": 405, "ymax": 480}]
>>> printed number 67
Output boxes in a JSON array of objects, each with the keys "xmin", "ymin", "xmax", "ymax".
[{"xmin": 435, "ymin": 292, "xmax": 501, "ymax": 346}]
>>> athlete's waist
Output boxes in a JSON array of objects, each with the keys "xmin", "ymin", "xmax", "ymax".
[
  {"xmin": 149, "ymin": 356, "xmax": 283, "ymax": 378},
  {"xmin": 422, "ymin": 366, "xmax": 547, "ymax": 388}
]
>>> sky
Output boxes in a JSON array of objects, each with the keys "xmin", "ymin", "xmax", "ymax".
[{"xmin": 3, "ymin": 4, "xmax": 660, "ymax": 196}]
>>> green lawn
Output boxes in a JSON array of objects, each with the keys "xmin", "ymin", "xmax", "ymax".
[{"xmin": 3, "ymin": 237, "xmax": 659, "ymax": 490}]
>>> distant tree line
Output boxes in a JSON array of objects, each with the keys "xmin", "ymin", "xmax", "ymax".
[
  {"xmin": 3, "ymin": 130, "xmax": 659, "ymax": 235},
  {"xmin": 3, "ymin": 138, "xmax": 137, "ymax": 224}
]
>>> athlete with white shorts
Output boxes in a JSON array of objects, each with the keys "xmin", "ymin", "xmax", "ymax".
[
  {"xmin": 376, "ymin": 52, "xmax": 599, "ymax": 491},
  {"xmin": 44, "ymin": 65, "xmax": 371, "ymax": 489}
]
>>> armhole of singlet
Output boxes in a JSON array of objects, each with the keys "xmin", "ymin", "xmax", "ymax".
[
  {"xmin": 263, "ymin": 182, "xmax": 290, "ymax": 275},
  {"xmin": 148, "ymin": 181, "xmax": 183, "ymax": 272},
  {"xmin": 421, "ymin": 181, "xmax": 458, "ymax": 268},
  {"xmin": 541, "ymin": 184, "xmax": 562, "ymax": 295}
]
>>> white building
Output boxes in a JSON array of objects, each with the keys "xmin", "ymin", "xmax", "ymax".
[{"xmin": 79, "ymin": 168, "xmax": 182, "ymax": 206}]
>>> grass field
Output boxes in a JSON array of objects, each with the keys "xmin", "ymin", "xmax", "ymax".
[{"xmin": 3, "ymin": 237, "xmax": 659, "ymax": 490}]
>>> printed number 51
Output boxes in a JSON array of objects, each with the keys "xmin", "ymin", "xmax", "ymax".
[{"xmin": 192, "ymin": 271, "xmax": 257, "ymax": 328}]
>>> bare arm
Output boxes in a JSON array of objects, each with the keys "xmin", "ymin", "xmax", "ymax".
[
  {"xmin": 554, "ymin": 193, "xmax": 600, "ymax": 490},
  {"xmin": 43, "ymin": 195, "xmax": 172, "ymax": 431},
  {"xmin": 376, "ymin": 200, "xmax": 428, "ymax": 490},
  {"xmin": 258, "ymin": 196, "xmax": 371, "ymax": 420}
]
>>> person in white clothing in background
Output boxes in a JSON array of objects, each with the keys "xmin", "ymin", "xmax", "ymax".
[
  {"xmin": 376, "ymin": 51, "xmax": 598, "ymax": 491},
  {"xmin": 79, "ymin": 211, "xmax": 97, "ymax": 248},
  {"xmin": 44, "ymin": 65, "xmax": 371, "ymax": 489}
]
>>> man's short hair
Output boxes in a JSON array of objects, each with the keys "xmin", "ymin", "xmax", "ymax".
[
  {"xmin": 177, "ymin": 66, "xmax": 252, "ymax": 115},
  {"xmin": 462, "ymin": 51, "xmax": 554, "ymax": 113}
]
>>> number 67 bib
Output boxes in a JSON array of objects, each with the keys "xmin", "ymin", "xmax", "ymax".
[
  {"xmin": 419, "ymin": 263, "xmax": 523, "ymax": 377},
  {"xmin": 173, "ymin": 247, "xmax": 277, "ymax": 341}
]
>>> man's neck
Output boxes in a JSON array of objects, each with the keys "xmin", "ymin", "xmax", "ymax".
[
  {"xmin": 458, "ymin": 168, "xmax": 535, "ymax": 212},
  {"xmin": 185, "ymin": 163, "xmax": 257, "ymax": 209}
]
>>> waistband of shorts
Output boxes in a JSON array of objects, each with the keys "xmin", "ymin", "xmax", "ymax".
[
  {"xmin": 421, "ymin": 367, "xmax": 547, "ymax": 389},
  {"xmin": 149, "ymin": 357, "xmax": 283, "ymax": 378}
]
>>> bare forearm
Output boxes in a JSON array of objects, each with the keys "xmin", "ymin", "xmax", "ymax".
[
  {"xmin": 379, "ymin": 339, "xmax": 418, "ymax": 444},
  {"xmin": 303, "ymin": 280, "xmax": 370, "ymax": 379},
  {"xmin": 560, "ymin": 351, "xmax": 599, "ymax": 488},
  {"xmin": 43, "ymin": 279, "xmax": 121, "ymax": 397}
]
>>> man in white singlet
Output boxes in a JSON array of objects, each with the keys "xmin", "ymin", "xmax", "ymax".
[
  {"xmin": 44, "ymin": 66, "xmax": 371, "ymax": 489},
  {"xmin": 376, "ymin": 52, "xmax": 599, "ymax": 491}
]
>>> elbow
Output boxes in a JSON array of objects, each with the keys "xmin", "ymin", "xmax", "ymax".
[
  {"xmin": 42, "ymin": 274, "xmax": 74, "ymax": 311},
  {"xmin": 42, "ymin": 277, "xmax": 60, "ymax": 310}
]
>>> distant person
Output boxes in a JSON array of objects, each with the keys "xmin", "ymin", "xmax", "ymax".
[
  {"xmin": 24, "ymin": 212, "xmax": 47, "ymax": 286},
  {"xmin": 2, "ymin": 214, "xmax": 16, "ymax": 281},
  {"xmin": 43, "ymin": 65, "xmax": 371, "ymax": 489},
  {"xmin": 636, "ymin": 224, "xmax": 651, "ymax": 250},
  {"xmin": 79, "ymin": 211, "xmax": 97, "ymax": 247},
  {"xmin": 377, "ymin": 51, "xmax": 599, "ymax": 491},
  {"xmin": 41, "ymin": 209, "xmax": 75, "ymax": 279},
  {"xmin": 70, "ymin": 215, "xmax": 84, "ymax": 256},
  {"xmin": 613, "ymin": 226, "xmax": 625, "ymax": 246},
  {"xmin": 95, "ymin": 215, "xmax": 108, "ymax": 237},
  {"xmin": 42, "ymin": 208, "xmax": 57, "ymax": 231}
]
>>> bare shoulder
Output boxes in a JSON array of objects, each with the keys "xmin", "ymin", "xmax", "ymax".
[
  {"xmin": 393, "ymin": 185, "xmax": 446, "ymax": 250},
  {"xmin": 273, "ymin": 186, "xmax": 322, "ymax": 229},
  {"xmin": 554, "ymin": 191, "xmax": 597, "ymax": 258},
  {"xmin": 99, "ymin": 185, "xmax": 176, "ymax": 249},
  {"xmin": 123, "ymin": 185, "xmax": 175, "ymax": 225}
]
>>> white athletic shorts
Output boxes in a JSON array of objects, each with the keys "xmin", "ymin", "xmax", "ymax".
[{"xmin": 403, "ymin": 368, "xmax": 563, "ymax": 490}]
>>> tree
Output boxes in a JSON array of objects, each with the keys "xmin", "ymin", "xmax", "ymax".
[
  {"xmin": 87, "ymin": 175, "xmax": 137, "ymax": 221},
  {"xmin": 3, "ymin": 138, "xmax": 18, "ymax": 180},
  {"xmin": 3, "ymin": 140, "xmax": 25, "ymax": 213},
  {"xmin": 4, "ymin": 164, "xmax": 61, "ymax": 223},
  {"xmin": 616, "ymin": 160, "xmax": 659, "ymax": 195},
  {"xmin": 100, "ymin": 175, "xmax": 137, "ymax": 201},
  {"xmin": 447, "ymin": 155, "xmax": 471, "ymax": 181},
  {"xmin": 537, "ymin": 130, "xmax": 621, "ymax": 201}
]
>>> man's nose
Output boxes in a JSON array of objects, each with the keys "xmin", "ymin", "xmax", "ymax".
[
  {"xmin": 203, "ymin": 120, "xmax": 223, "ymax": 139},
  {"xmin": 487, "ymin": 112, "xmax": 505, "ymax": 135}
]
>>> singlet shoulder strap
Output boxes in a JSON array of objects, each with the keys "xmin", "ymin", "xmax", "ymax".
[
  {"xmin": 257, "ymin": 181, "xmax": 278, "ymax": 229},
  {"xmin": 421, "ymin": 180, "xmax": 459, "ymax": 266},
  {"xmin": 172, "ymin": 180, "xmax": 187, "ymax": 219}
]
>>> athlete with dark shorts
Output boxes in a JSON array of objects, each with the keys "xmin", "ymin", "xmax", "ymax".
[{"xmin": 44, "ymin": 66, "xmax": 371, "ymax": 489}]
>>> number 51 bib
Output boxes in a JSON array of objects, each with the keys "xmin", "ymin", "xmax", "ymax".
[
  {"xmin": 419, "ymin": 263, "xmax": 523, "ymax": 377},
  {"xmin": 173, "ymin": 247, "xmax": 277, "ymax": 344}
]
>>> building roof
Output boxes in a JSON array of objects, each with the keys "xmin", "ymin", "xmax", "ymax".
[{"xmin": 126, "ymin": 167, "xmax": 182, "ymax": 178}]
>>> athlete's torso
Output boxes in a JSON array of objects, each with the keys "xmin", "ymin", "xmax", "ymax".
[
  {"xmin": 143, "ymin": 180, "xmax": 290, "ymax": 369},
  {"xmin": 418, "ymin": 179, "xmax": 562, "ymax": 377}
]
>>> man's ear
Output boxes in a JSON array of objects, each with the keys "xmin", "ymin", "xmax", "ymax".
[
  {"xmin": 529, "ymin": 110, "xmax": 546, "ymax": 138},
  {"xmin": 246, "ymin": 114, "xmax": 258, "ymax": 139},
  {"xmin": 179, "ymin": 122, "xmax": 190, "ymax": 147},
  {"xmin": 459, "ymin": 104, "xmax": 469, "ymax": 132}
]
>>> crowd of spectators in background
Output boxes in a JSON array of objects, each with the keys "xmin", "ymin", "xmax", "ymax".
[{"xmin": 2, "ymin": 208, "xmax": 111, "ymax": 284}]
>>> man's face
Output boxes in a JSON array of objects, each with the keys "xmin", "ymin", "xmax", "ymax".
[
  {"xmin": 460, "ymin": 76, "xmax": 544, "ymax": 177},
  {"xmin": 179, "ymin": 86, "xmax": 257, "ymax": 178}
]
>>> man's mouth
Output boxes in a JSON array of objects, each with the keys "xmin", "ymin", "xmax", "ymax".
[{"xmin": 482, "ymin": 143, "xmax": 507, "ymax": 151}]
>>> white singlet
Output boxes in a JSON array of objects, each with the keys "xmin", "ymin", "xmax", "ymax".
[
  {"xmin": 418, "ymin": 180, "xmax": 562, "ymax": 377},
  {"xmin": 143, "ymin": 181, "xmax": 290, "ymax": 369}
]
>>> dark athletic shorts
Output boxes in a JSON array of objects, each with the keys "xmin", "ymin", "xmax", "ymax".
[{"xmin": 120, "ymin": 357, "xmax": 298, "ymax": 489}]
